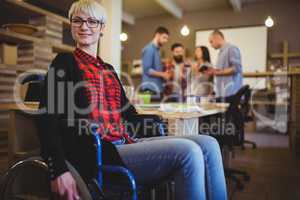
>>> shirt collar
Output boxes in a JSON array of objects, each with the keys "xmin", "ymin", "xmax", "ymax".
[
  {"xmin": 74, "ymin": 48, "xmax": 104, "ymax": 65},
  {"xmin": 151, "ymin": 41, "xmax": 160, "ymax": 50},
  {"xmin": 219, "ymin": 43, "xmax": 229, "ymax": 52}
]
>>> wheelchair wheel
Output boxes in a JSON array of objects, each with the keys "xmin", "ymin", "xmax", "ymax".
[{"xmin": 0, "ymin": 157, "xmax": 94, "ymax": 200}]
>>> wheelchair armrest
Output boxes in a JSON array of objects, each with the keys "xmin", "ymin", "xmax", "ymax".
[
  {"xmin": 102, "ymin": 165, "xmax": 136, "ymax": 184},
  {"xmin": 14, "ymin": 149, "xmax": 40, "ymax": 160}
]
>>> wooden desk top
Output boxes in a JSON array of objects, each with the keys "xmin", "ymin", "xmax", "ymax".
[
  {"xmin": 136, "ymin": 103, "xmax": 229, "ymax": 119},
  {"xmin": 0, "ymin": 102, "xmax": 39, "ymax": 111},
  {"xmin": 251, "ymin": 100, "xmax": 288, "ymax": 106},
  {"xmin": 1, "ymin": 102, "xmax": 228, "ymax": 119}
]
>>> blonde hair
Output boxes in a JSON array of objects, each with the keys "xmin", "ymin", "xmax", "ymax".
[{"xmin": 68, "ymin": 0, "xmax": 107, "ymax": 23}]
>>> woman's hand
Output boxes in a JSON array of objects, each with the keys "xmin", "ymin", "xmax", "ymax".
[
  {"xmin": 204, "ymin": 67, "xmax": 217, "ymax": 76},
  {"xmin": 162, "ymin": 71, "xmax": 173, "ymax": 81},
  {"xmin": 191, "ymin": 63, "xmax": 199, "ymax": 74},
  {"xmin": 51, "ymin": 171, "xmax": 80, "ymax": 200}
]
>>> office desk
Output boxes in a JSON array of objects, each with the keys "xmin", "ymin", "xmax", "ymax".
[
  {"xmin": 136, "ymin": 103, "xmax": 229, "ymax": 136},
  {"xmin": 4, "ymin": 101, "xmax": 229, "ymax": 136}
]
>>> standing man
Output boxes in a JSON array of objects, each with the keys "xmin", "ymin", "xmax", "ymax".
[
  {"xmin": 141, "ymin": 26, "xmax": 171, "ymax": 99},
  {"xmin": 208, "ymin": 29, "xmax": 243, "ymax": 97},
  {"xmin": 164, "ymin": 43, "xmax": 187, "ymax": 102}
]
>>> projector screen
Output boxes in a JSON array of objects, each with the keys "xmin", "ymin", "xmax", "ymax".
[{"xmin": 195, "ymin": 26, "xmax": 268, "ymax": 89}]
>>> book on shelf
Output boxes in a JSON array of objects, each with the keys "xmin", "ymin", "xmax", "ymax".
[
  {"xmin": 0, "ymin": 93, "xmax": 14, "ymax": 103},
  {"xmin": 29, "ymin": 16, "xmax": 63, "ymax": 44},
  {"xmin": 18, "ymin": 43, "xmax": 55, "ymax": 66},
  {"xmin": 29, "ymin": 16, "xmax": 63, "ymax": 27},
  {"xmin": 33, "ymin": 28, "xmax": 63, "ymax": 39},
  {"xmin": 18, "ymin": 42, "xmax": 52, "ymax": 50},
  {"xmin": 0, "ymin": 68, "xmax": 17, "ymax": 76},
  {"xmin": 0, "ymin": 112, "xmax": 10, "ymax": 129},
  {"xmin": 18, "ymin": 47, "xmax": 53, "ymax": 57},
  {"xmin": 0, "ymin": 76, "xmax": 15, "ymax": 85},
  {"xmin": 33, "ymin": 23, "xmax": 63, "ymax": 33},
  {"xmin": 45, "ymin": 37, "xmax": 62, "ymax": 44},
  {"xmin": 18, "ymin": 49, "xmax": 54, "ymax": 58},
  {"xmin": 0, "ymin": 85, "xmax": 13, "ymax": 92},
  {"xmin": 17, "ymin": 57, "xmax": 52, "ymax": 63},
  {"xmin": 17, "ymin": 62, "xmax": 50, "ymax": 70}
]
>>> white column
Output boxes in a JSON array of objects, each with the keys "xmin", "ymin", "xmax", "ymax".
[{"xmin": 99, "ymin": 0, "xmax": 122, "ymax": 75}]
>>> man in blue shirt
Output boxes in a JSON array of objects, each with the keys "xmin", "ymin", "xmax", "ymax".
[
  {"xmin": 208, "ymin": 30, "xmax": 243, "ymax": 97},
  {"xmin": 141, "ymin": 27, "xmax": 171, "ymax": 97}
]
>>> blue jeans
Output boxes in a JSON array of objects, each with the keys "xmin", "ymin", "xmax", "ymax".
[{"xmin": 116, "ymin": 135, "xmax": 227, "ymax": 200}]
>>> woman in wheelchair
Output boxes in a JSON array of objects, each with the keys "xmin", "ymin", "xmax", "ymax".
[{"xmin": 36, "ymin": 0, "xmax": 227, "ymax": 199}]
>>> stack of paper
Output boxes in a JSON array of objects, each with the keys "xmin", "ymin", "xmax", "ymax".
[{"xmin": 159, "ymin": 103, "xmax": 204, "ymax": 112}]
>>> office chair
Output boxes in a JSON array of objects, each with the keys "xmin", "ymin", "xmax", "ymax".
[
  {"xmin": 199, "ymin": 85, "xmax": 251, "ymax": 190},
  {"xmin": 19, "ymin": 71, "xmax": 45, "ymax": 102},
  {"xmin": 7, "ymin": 72, "xmax": 46, "ymax": 164},
  {"xmin": 240, "ymin": 87, "xmax": 257, "ymax": 149}
]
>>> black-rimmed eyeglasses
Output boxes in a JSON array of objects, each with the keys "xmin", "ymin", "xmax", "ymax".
[{"xmin": 71, "ymin": 17, "xmax": 104, "ymax": 28}]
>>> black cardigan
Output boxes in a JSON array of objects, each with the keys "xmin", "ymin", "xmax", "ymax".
[{"xmin": 38, "ymin": 53, "xmax": 137, "ymax": 181}]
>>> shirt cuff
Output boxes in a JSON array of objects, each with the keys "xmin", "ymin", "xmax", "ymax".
[
  {"xmin": 148, "ymin": 69, "xmax": 158, "ymax": 74},
  {"xmin": 46, "ymin": 156, "xmax": 68, "ymax": 180}
]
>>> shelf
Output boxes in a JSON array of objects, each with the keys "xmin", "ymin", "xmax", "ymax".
[
  {"xmin": 0, "ymin": 28, "xmax": 42, "ymax": 44},
  {"xmin": 0, "ymin": 65, "xmax": 17, "ymax": 74},
  {"xmin": 0, "ymin": 102, "xmax": 39, "ymax": 111},
  {"xmin": 4, "ymin": 0, "xmax": 70, "ymax": 25},
  {"xmin": 0, "ymin": 64, "xmax": 49, "ymax": 75},
  {"xmin": 270, "ymin": 52, "xmax": 300, "ymax": 59},
  {"xmin": 0, "ymin": 29, "xmax": 74, "ymax": 53},
  {"xmin": 251, "ymin": 101, "xmax": 288, "ymax": 106},
  {"xmin": 243, "ymin": 70, "xmax": 300, "ymax": 77},
  {"xmin": 52, "ymin": 43, "xmax": 75, "ymax": 53}
]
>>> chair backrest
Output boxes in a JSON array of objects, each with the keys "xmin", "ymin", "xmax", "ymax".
[
  {"xmin": 213, "ymin": 85, "xmax": 251, "ymax": 146},
  {"xmin": 8, "ymin": 72, "xmax": 45, "ymax": 163},
  {"xmin": 240, "ymin": 86, "xmax": 253, "ymax": 121},
  {"xmin": 8, "ymin": 110, "xmax": 40, "ymax": 163},
  {"xmin": 222, "ymin": 85, "xmax": 250, "ymax": 110},
  {"xmin": 20, "ymin": 73, "xmax": 45, "ymax": 102}
]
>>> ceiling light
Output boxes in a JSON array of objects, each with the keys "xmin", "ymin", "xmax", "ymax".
[
  {"xmin": 120, "ymin": 32, "xmax": 128, "ymax": 42},
  {"xmin": 265, "ymin": 16, "xmax": 274, "ymax": 28},
  {"xmin": 180, "ymin": 25, "xmax": 190, "ymax": 36}
]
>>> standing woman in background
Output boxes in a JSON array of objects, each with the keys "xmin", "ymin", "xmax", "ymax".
[{"xmin": 190, "ymin": 46, "xmax": 214, "ymax": 97}]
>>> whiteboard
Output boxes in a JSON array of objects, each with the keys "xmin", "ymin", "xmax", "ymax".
[{"xmin": 195, "ymin": 26, "xmax": 267, "ymax": 89}]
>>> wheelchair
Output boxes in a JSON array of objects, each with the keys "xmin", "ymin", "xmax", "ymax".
[
  {"xmin": 0, "ymin": 72, "xmax": 171, "ymax": 200},
  {"xmin": 0, "ymin": 157, "xmax": 96, "ymax": 200},
  {"xmin": 0, "ymin": 117, "xmax": 170, "ymax": 200}
]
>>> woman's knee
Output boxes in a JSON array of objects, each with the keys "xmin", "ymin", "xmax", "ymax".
[
  {"xmin": 188, "ymin": 135, "xmax": 222, "ymax": 156},
  {"xmin": 195, "ymin": 135, "xmax": 220, "ymax": 148},
  {"xmin": 204, "ymin": 135, "xmax": 220, "ymax": 147},
  {"xmin": 174, "ymin": 139, "xmax": 204, "ymax": 165}
]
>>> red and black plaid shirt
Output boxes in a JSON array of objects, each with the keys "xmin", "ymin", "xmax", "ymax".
[{"xmin": 74, "ymin": 48, "xmax": 133, "ymax": 143}]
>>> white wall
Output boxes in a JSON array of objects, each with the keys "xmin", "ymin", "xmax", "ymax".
[
  {"xmin": 99, "ymin": 0, "xmax": 122, "ymax": 75},
  {"xmin": 196, "ymin": 26, "xmax": 268, "ymax": 89}
]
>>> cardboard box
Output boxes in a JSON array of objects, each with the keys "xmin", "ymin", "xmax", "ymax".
[{"xmin": 0, "ymin": 43, "xmax": 17, "ymax": 65}]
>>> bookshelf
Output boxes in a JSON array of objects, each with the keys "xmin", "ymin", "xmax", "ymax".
[
  {"xmin": 4, "ymin": 0, "xmax": 70, "ymax": 25},
  {"xmin": 289, "ymin": 67, "xmax": 300, "ymax": 153},
  {"xmin": 0, "ymin": 0, "xmax": 75, "ymax": 159}
]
